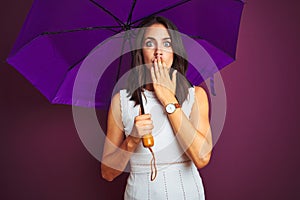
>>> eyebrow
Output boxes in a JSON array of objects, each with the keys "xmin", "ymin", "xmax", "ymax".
[{"xmin": 144, "ymin": 37, "xmax": 171, "ymax": 40}]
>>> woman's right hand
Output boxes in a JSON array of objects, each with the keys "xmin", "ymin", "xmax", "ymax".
[{"xmin": 130, "ymin": 114, "xmax": 154, "ymax": 144}]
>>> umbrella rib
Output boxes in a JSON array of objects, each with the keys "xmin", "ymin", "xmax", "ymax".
[
  {"xmin": 51, "ymin": 54, "xmax": 89, "ymax": 102},
  {"xmin": 189, "ymin": 35, "xmax": 236, "ymax": 62},
  {"xmin": 128, "ymin": 36, "xmax": 135, "ymax": 68},
  {"xmin": 67, "ymin": 54, "xmax": 89, "ymax": 72},
  {"xmin": 130, "ymin": 0, "xmax": 191, "ymax": 25},
  {"xmin": 89, "ymin": 0, "xmax": 125, "ymax": 27},
  {"xmin": 115, "ymin": 37, "xmax": 128, "ymax": 83},
  {"xmin": 128, "ymin": 35, "xmax": 144, "ymax": 110},
  {"xmin": 67, "ymin": 32, "xmax": 125, "ymax": 71},
  {"xmin": 41, "ymin": 26, "xmax": 122, "ymax": 35},
  {"xmin": 127, "ymin": 0, "xmax": 137, "ymax": 24}
]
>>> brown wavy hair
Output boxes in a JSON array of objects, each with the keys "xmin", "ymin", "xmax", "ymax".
[{"xmin": 127, "ymin": 16, "xmax": 191, "ymax": 106}]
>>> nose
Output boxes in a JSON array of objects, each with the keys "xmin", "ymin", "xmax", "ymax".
[{"xmin": 154, "ymin": 48, "xmax": 163, "ymax": 58}]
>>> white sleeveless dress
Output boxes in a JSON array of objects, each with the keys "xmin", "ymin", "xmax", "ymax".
[{"xmin": 120, "ymin": 87, "xmax": 205, "ymax": 200}]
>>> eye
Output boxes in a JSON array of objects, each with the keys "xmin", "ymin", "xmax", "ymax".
[
  {"xmin": 145, "ymin": 40, "xmax": 154, "ymax": 47},
  {"xmin": 163, "ymin": 41, "xmax": 172, "ymax": 47}
]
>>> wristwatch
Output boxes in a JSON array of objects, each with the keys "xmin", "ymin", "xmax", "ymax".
[{"xmin": 165, "ymin": 103, "xmax": 181, "ymax": 114}]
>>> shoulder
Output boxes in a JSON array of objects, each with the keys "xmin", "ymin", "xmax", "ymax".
[
  {"xmin": 111, "ymin": 92, "xmax": 121, "ymax": 106},
  {"xmin": 189, "ymin": 86, "xmax": 210, "ymax": 128},
  {"xmin": 111, "ymin": 89, "xmax": 129, "ymax": 106},
  {"xmin": 193, "ymin": 86, "xmax": 209, "ymax": 106},
  {"xmin": 194, "ymin": 86, "xmax": 208, "ymax": 98}
]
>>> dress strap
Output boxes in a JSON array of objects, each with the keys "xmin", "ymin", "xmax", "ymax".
[{"xmin": 181, "ymin": 87, "xmax": 195, "ymax": 118}]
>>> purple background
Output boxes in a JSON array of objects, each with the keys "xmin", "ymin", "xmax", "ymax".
[{"xmin": 1, "ymin": 1, "xmax": 300, "ymax": 199}]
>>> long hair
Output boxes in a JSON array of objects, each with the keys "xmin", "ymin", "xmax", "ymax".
[{"xmin": 127, "ymin": 16, "xmax": 191, "ymax": 106}]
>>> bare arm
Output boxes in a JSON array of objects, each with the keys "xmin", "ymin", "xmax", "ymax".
[
  {"xmin": 151, "ymin": 59, "xmax": 212, "ymax": 169},
  {"xmin": 101, "ymin": 93, "xmax": 153, "ymax": 181},
  {"xmin": 161, "ymin": 86, "xmax": 212, "ymax": 169}
]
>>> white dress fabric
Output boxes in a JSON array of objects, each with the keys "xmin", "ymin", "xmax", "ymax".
[{"xmin": 120, "ymin": 87, "xmax": 205, "ymax": 200}]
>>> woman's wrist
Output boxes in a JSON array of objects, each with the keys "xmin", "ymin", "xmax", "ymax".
[
  {"xmin": 161, "ymin": 95, "xmax": 178, "ymax": 107},
  {"xmin": 126, "ymin": 135, "xmax": 141, "ymax": 151},
  {"xmin": 156, "ymin": 88, "xmax": 178, "ymax": 106}
]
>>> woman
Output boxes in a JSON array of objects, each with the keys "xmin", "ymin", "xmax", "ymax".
[{"xmin": 101, "ymin": 16, "xmax": 212, "ymax": 200}]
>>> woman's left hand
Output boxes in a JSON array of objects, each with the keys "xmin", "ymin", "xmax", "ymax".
[{"xmin": 150, "ymin": 57, "xmax": 177, "ymax": 104}]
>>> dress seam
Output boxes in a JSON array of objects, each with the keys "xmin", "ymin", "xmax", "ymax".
[
  {"xmin": 147, "ymin": 172, "xmax": 150, "ymax": 200},
  {"xmin": 179, "ymin": 170, "xmax": 187, "ymax": 200},
  {"xmin": 131, "ymin": 173, "xmax": 135, "ymax": 200},
  {"xmin": 163, "ymin": 171, "xmax": 169, "ymax": 200},
  {"xmin": 132, "ymin": 160, "xmax": 190, "ymax": 166},
  {"xmin": 191, "ymin": 167, "xmax": 201, "ymax": 199}
]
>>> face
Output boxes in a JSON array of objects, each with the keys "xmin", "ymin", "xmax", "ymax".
[{"xmin": 142, "ymin": 23, "xmax": 174, "ymax": 69}]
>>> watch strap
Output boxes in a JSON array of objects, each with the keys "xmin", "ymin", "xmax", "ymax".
[{"xmin": 174, "ymin": 103, "xmax": 181, "ymax": 108}]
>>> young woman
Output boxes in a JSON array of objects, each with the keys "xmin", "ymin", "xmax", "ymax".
[{"xmin": 101, "ymin": 16, "xmax": 212, "ymax": 200}]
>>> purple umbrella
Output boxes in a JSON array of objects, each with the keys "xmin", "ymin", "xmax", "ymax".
[{"xmin": 7, "ymin": 0, "xmax": 245, "ymax": 108}]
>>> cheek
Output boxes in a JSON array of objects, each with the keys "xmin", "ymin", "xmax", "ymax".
[{"xmin": 142, "ymin": 49, "xmax": 153, "ymax": 63}]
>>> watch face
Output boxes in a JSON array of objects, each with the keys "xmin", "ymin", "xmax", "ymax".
[{"xmin": 166, "ymin": 103, "xmax": 176, "ymax": 114}]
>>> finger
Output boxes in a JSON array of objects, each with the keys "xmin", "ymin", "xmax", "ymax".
[
  {"xmin": 154, "ymin": 59, "xmax": 160, "ymax": 78},
  {"xmin": 135, "ymin": 114, "xmax": 151, "ymax": 122},
  {"xmin": 158, "ymin": 57, "xmax": 162, "ymax": 66},
  {"xmin": 141, "ymin": 123, "xmax": 154, "ymax": 129},
  {"xmin": 138, "ymin": 114, "xmax": 151, "ymax": 119},
  {"xmin": 141, "ymin": 124, "xmax": 154, "ymax": 132},
  {"xmin": 161, "ymin": 60, "xmax": 167, "ymax": 68},
  {"xmin": 137, "ymin": 119, "xmax": 153, "ymax": 126},
  {"xmin": 162, "ymin": 61, "xmax": 168, "ymax": 77},
  {"xmin": 150, "ymin": 65, "xmax": 157, "ymax": 83},
  {"xmin": 158, "ymin": 57, "xmax": 164, "ymax": 75},
  {"xmin": 172, "ymin": 70, "xmax": 177, "ymax": 86}
]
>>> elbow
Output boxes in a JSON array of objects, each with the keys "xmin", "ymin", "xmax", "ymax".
[
  {"xmin": 102, "ymin": 173, "xmax": 115, "ymax": 182},
  {"xmin": 101, "ymin": 164, "xmax": 116, "ymax": 182},
  {"xmin": 194, "ymin": 153, "xmax": 211, "ymax": 169},
  {"xmin": 101, "ymin": 170, "xmax": 115, "ymax": 182}
]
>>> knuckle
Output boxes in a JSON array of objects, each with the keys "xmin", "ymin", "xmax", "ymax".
[{"xmin": 135, "ymin": 121, "xmax": 142, "ymax": 126}]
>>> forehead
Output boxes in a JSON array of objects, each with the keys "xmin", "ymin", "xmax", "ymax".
[{"xmin": 143, "ymin": 23, "xmax": 171, "ymax": 39}]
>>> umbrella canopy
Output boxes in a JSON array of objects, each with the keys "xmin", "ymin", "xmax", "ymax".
[{"xmin": 7, "ymin": 0, "xmax": 245, "ymax": 108}]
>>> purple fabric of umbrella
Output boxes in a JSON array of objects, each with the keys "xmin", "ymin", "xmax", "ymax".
[{"xmin": 7, "ymin": 0, "xmax": 245, "ymax": 108}]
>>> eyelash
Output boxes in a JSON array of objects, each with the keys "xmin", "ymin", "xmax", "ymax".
[{"xmin": 145, "ymin": 41, "xmax": 172, "ymax": 48}]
